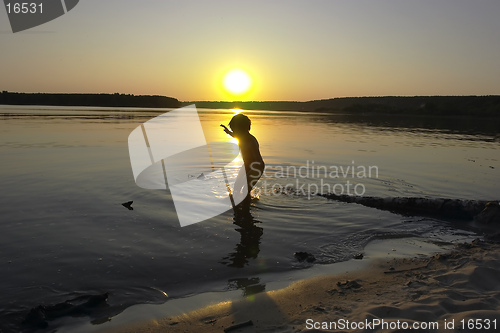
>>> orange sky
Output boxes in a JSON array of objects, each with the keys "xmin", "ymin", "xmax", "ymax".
[{"xmin": 1, "ymin": 1, "xmax": 499, "ymax": 101}]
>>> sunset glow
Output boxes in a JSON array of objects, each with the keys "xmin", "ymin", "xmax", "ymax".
[
  {"xmin": 222, "ymin": 69, "xmax": 252, "ymax": 97},
  {"xmin": 0, "ymin": 1, "xmax": 499, "ymax": 101}
]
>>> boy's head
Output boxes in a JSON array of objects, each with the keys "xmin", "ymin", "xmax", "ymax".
[{"xmin": 229, "ymin": 113, "xmax": 251, "ymax": 133}]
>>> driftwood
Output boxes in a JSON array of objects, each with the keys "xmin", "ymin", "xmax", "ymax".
[{"xmin": 319, "ymin": 193, "xmax": 499, "ymax": 224}]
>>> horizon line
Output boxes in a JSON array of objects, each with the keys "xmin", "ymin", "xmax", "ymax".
[{"xmin": 2, "ymin": 91, "xmax": 499, "ymax": 104}]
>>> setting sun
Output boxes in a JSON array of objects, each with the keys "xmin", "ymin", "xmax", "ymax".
[{"xmin": 223, "ymin": 69, "xmax": 252, "ymax": 96}]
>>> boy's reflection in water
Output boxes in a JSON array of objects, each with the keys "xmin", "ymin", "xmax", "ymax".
[{"xmin": 220, "ymin": 202, "xmax": 263, "ymax": 268}]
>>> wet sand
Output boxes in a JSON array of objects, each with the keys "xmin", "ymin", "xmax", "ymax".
[{"xmin": 102, "ymin": 239, "xmax": 500, "ymax": 333}]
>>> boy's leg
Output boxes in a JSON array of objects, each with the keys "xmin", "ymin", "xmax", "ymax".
[
  {"xmin": 233, "ymin": 166, "xmax": 248, "ymax": 206},
  {"xmin": 235, "ymin": 165, "xmax": 263, "ymax": 213}
]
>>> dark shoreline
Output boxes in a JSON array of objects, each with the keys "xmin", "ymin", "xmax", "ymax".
[
  {"xmin": 1, "ymin": 91, "xmax": 500, "ymax": 117},
  {"xmin": 184, "ymin": 95, "xmax": 500, "ymax": 117},
  {"xmin": 0, "ymin": 91, "xmax": 180, "ymax": 109}
]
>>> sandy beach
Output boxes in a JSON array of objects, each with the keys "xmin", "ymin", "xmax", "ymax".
[{"xmin": 104, "ymin": 238, "xmax": 500, "ymax": 333}]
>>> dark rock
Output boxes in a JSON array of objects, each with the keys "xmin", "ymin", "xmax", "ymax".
[
  {"xmin": 122, "ymin": 201, "xmax": 133, "ymax": 210},
  {"xmin": 337, "ymin": 280, "xmax": 362, "ymax": 289},
  {"xmin": 294, "ymin": 251, "xmax": 316, "ymax": 263},
  {"xmin": 353, "ymin": 253, "xmax": 364, "ymax": 260},
  {"xmin": 23, "ymin": 293, "xmax": 109, "ymax": 329},
  {"xmin": 474, "ymin": 201, "xmax": 500, "ymax": 225}
]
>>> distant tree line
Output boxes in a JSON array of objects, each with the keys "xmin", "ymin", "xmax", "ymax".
[
  {"xmin": 185, "ymin": 101, "xmax": 308, "ymax": 111},
  {"xmin": 333, "ymin": 96, "xmax": 500, "ymax": 117},
  {"xmin": 188, "ymin": 96, "xmax": 500, "ymax": 117},
  {"xmin": 0, "ymin": 91, "xmax": 180, "ymax": 108},
  {"xmin": 2, "ymin": 91, "xmax": 499, "ymax": 117}
]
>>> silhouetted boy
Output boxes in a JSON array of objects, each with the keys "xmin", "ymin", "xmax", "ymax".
[{"xmin": 221, "ymin": 114, "xmax": 265, "ymax": 210}]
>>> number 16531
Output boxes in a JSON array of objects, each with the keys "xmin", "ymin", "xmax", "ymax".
[{"xmin": 6, "ymin": 3, "xmax": 43, "ymax": 14}]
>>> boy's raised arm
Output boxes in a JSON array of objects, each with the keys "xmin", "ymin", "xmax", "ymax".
[{"xmin": 220, "ymin": 124, "xmax": 234, "ymax": 137}]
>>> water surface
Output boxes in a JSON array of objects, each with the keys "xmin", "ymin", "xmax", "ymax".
[{"xmin": 0, "ymin": 105, "xmax": 498, "ymax": 331}]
